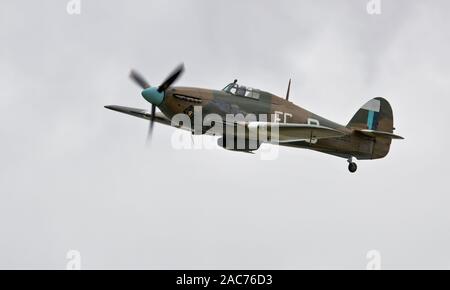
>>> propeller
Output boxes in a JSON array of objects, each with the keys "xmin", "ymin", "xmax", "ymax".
[
  {"xmin": 129, "ymin": 64, "xmax": 184, "ymax": 143},
  {"xmin": 130, "ymin": 70, "xmax": 150, "ymax": 89},
  {"xmin": 157, "ymin": 64, "xmax": 184, "ymax": 92}
]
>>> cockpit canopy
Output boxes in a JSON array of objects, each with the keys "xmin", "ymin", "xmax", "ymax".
[{"xmin": 222, "ymin": 82, "xmax": 260, "ymax": 100}]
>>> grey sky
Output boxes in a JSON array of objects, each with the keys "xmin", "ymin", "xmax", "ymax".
[{"xmin": 1, "ymin": 0, "xmax": 449, "ymax": 269}]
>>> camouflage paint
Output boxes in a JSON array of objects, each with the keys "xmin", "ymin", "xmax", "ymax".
[{"xmin": 157, "ymin": 86, "xmax": 398, "ymax": 160}]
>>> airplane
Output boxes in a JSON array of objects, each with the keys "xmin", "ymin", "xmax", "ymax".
[{"xmin": 105, "ymin": 64, "xmax": 404, "ymax": 173}]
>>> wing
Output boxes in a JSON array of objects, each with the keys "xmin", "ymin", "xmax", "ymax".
[
  {"xmin": 104, "ymin": 105, "xmax": 172, "ymax": 126},
  {"xmin": 275, "ymin": 123, "xmax": 346, "ymax": 143},
  {"xmin": 104, "ymin": 107, "xmax": 347, "ymax": 142},
  {"xmin": 227, "ymin": 122, "xmax": 347, "ymax": 143}
]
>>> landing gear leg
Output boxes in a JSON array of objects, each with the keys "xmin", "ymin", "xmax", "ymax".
[{"xmin": 347, "ymin": 157, "xmax": 357, "ymax": 173}]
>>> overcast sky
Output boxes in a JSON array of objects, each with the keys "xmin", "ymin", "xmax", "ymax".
[{"xmin": 1, "ymin": 0, "xmax": 449, "ymax": 269}]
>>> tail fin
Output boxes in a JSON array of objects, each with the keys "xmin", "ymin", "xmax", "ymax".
[
  {"xmin": 347, "ymin": 97, "xmax": 393, "ymax": 132},
  {"xmin": 347, "ymin": 97, "xmax": 396, "ymax": 159}
]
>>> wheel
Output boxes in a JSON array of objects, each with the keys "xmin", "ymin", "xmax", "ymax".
[{"xmin": 348, "ymin": 162, "xmax": 357, "ymax": 173}]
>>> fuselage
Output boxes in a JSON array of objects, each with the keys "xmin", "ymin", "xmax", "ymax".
[{"xmin": 157, "ymin": 86, "xmax": 381, "ymax": 160}]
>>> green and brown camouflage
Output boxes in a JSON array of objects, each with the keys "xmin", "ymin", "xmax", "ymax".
[{"xmin": 105, "ymin": 66, "xmax": 403, "ymax": 172}]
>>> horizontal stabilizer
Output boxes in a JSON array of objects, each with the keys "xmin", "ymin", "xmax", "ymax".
[{"xmin": 356, "ymin": 129, "xmax": 404, "ymax": 140}]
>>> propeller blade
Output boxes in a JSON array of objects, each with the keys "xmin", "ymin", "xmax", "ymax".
[
  {"xmin": 157, "ymin": 63, "xmax": 184, "ymax": 92},
  {"xmin": 146, "ymin": 104, "xmax": 156, "ymax": 143},
  {"xmin": 130, "ymin": 70, "xmax": 150, "ymax": 89}
]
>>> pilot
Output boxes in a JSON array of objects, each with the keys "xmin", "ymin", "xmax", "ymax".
[{"xmin": 236, "ymin": 85, "xmax": 246, "ymax": 96}]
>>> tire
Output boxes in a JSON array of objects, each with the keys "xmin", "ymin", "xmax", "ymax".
[{"xmin": 348, "ymin": 162, "xmax": 357, "ymax": 173}]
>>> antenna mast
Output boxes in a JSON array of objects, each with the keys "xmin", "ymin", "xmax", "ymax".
[{"xmin": 286, "ymin": 79, "xmax": 291, "ymax": 101}]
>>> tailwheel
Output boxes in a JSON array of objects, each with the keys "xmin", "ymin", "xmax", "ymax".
[
  {"xmin": 347, "ymin": 156, "xmax": 357, "ymax": 173},
  {"xmin": 348, "ymin": 162, "xmax": 357, "ymax": 173}
]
